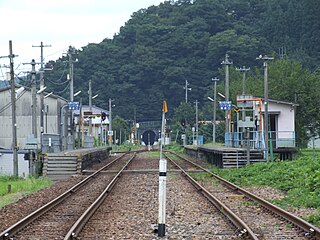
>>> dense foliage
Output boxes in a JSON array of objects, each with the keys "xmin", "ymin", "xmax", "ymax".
[{"xmin": 42, "ymin": 0, "xmax": 320, "ymax": 146}]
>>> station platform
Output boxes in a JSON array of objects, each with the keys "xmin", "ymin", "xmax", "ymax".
[
  {"xmin": 43, "ymin": 147, "xmax": 112, "ymax": 180},
  {"xmin": 184, "ymin": 145, "xmax": 266, "ymax": 168}
]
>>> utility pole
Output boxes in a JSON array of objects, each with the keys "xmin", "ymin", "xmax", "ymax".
[
  {"xmin": 221, "ymin": 54, "xmax": 233, "ymax": 134},
  {"xmin": 256, "ymin": 55, "xmax": 273, "ymax": 161},
  {"xmin": 236, "ymin": 66, "xmax": 250, "ymax": 126},
  {"xmin": 236, "ymin": 66, "xmax": 250, "ymax": 96},
  {"xmin": 32, "ymin": 42, "xmax": 51, "ymax": 151},
  {"xmin": 88, "ymin": 80, "xmax": 92, "ymax": 136},
  {"xmin": 22, "ymin": 59, "xmax": 38, "ymax": 139},
  {"xmin": 68, "ymin": 46, "xmax": 76, "ymax": 149},
  {"xmin": 109, "ymin": 98, "xmax": 113, "ymax": 147},
  {"xmin": 31, "ymin": 59, "xmax": 37, "ymax": 138},
  {"xmin": 212, "ymin": 77, "xmax": 219, "ymax": 143},
  {"xmin": 183, "ymin": 80, "xmax": 191, "ymax": 103},
  {"xmin": 195, "ymin": 100, "xmax": 199, "ymax": 145},
  {"xmin": 4, "ymin": 41, "xmax": 19, "ymax": 176}
]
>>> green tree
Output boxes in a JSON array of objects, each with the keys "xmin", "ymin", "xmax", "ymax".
[{"xmin": 112, "ymin": 116, "xmax": 130, "ymax": 144}]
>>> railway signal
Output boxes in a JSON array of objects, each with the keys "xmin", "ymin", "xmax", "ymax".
[{"xmin": 101, "ymin": 112, "xmax": 106, "ymax": 121}]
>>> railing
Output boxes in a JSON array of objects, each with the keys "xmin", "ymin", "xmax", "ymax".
[{"xmin": 225, "ymin": 131, "xmax": 296, "ymax": 149}]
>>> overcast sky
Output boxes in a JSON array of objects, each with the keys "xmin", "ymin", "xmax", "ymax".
[{"xmin": 0, "ymin": 0, "xmax": 164, "ymax": 77}]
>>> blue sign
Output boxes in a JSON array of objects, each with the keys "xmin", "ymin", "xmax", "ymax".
[
  {"xmin": 219, "ymin": 101, "xmax": 232, "ymax": 110},
  {"xmin": 68, "ymin": 102, "xmax": 80, "ymax": 110}
]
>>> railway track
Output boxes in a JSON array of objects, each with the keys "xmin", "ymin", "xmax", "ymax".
[
  {"xmin": 165, "ymin": 151, "xmax": 320, "ymax": 240},
  {"xmin": 0, "ymin": 152, "xmax": 135, "ymax": 240},
  {"xmin": 78, "ymin": 151, "xmax": 241, "ymax": 239},
  {"xmin": 1, "ymin": 150, "xmax": 319, "ymax": 239}
]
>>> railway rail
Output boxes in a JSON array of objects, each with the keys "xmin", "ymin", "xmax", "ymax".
[
  {"xmin": 165, "ymin": 151, "xmax": 320, "ymax": 239},
  {"xmin": 1, "ymin": 149, "xmax": 319, "ymax": 239},
  {"xmin": 0, "ymin": 152, "xmax": 135, "ymax": 240}
]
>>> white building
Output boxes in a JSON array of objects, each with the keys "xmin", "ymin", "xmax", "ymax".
[
  {"xmin": 0, "ymin": 85, "xmax": 67, "ymax": 150},
  {"xmin": 253, "ymin": 98, "xmax": 298, "ymax": 148}
]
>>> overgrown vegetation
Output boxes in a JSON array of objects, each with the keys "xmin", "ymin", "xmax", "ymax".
[
  {"xmin": 209, "ymin": 151, "xmax": 320, "ymax": 226},
  {"xmin": 0, "ymin": 176, "xmax": 53, "ymax": 208},
  {"xmin": 114, "ymin": 143, "xmax": 142, "ymax": 152},
  {"xmin": 163, "ymin": 143, "xmax": 184, "ymax": 153}
]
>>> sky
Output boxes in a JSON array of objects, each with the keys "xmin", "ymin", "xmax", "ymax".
[{"xmin": 0, "ymin": 0, "xmax": 164, "ymax": 78}]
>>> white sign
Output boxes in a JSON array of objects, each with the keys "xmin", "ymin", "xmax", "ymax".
[{"xmin": 108, "ymin": 130, "xmax": 114, "ymax": 136}]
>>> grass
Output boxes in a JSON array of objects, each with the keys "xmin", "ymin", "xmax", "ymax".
[
  {"xmin": 0, "ymin": 176, "xmax": 53, "ymax": 208},
  {"xmin": 113, "ymin": 143, "xmax": 142, "ymax": 152},
  {"xmin": 163, "ymin": 143, "xmax": 184, "ymax": 153},
  {"xmin": 146, "ymin": 151, "xmax": 160, "ymax": 158},
  {"xmin": 208, "ymin": 150, "xmax": 320, "ymax": 226}
]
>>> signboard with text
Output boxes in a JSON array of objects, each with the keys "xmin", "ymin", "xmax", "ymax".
[
  {"xmin": 219, "ymin": 101, "xmax": 232, "ymax": 110},
  {"xmin": 68, "ymin": 102, "xmax": 80, "ymax": 110}
]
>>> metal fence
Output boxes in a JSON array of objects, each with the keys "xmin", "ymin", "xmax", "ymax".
[{"xmin": 225, "ymin": 131, "xmax": 296, "ymax": 149}]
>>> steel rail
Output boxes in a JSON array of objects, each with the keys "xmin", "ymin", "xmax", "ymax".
[
  {"xmin": 164, "ymin": 153, "xmax": 258, "ymax": 240},
  {"xmin": 64, "ymin": 152, "xmax": 136, "ymax": 239},
  {"xmin": 0, "ymin": 152, "xmax": 127, "ymax": 240},
  {"xmin": 166, "ymin": 151, "xmax": 320, "ymax": 239}
]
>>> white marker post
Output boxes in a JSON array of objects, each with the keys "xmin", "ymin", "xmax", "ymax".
[{"xmin": 158, "ymin": 100, "xmax": 168, "ymax": 237}]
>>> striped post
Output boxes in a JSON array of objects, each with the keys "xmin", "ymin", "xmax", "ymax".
[{"xmin": 158, "ymin": 101, "xmax": 168, "ymax": 237}]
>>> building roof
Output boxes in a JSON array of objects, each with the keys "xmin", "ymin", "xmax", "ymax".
[
  {"xmin": 268, "ymin": 99, "xmax": 299, "ymax": 107},
  {"xmin": 244, "ymin": 96, "xmax": 299, "ymax": 107},
  {"xmin": 73, "ymin": 105, "xmax": 109, "ymax": 115},
  {"xmin": 0, "ymin": 84, "xmax": 68, "ymax": 102}
]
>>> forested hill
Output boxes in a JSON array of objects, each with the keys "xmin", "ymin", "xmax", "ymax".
[{"xmin": 45, "ymin": 0, "xmax": 320, "ymax": 122}]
